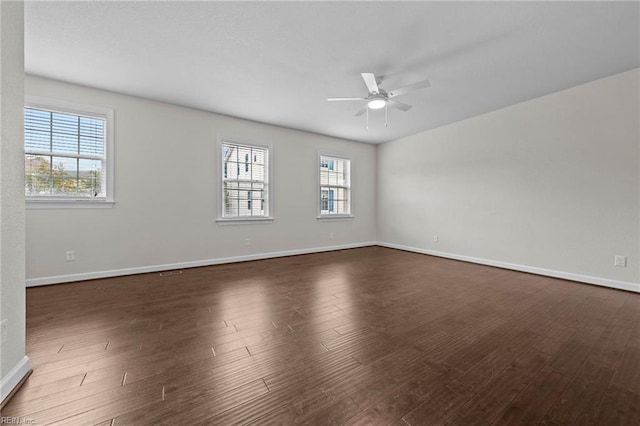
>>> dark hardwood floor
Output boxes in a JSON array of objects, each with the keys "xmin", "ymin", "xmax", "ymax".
[{"xmin": 2, "ymin": 246, "xmax": 639, "ymax": 425}]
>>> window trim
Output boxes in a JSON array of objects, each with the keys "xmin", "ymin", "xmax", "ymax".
[
  {"xmin": 317, "ymin": 152, "xmax": 354, "ymax": 220},
  {"xmin": 24, "ymin": 96, "xmax": 115, "ymax": 209},
  {"xmin": 216, "ymin": 136, "xmax": 274, "ymax": 224}
]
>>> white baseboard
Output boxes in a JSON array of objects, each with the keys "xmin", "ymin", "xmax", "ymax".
[
  {"xmin": 378, "ymin": 242, "xmax": 640, "ymax": 293},
  {"xmin": 25, "ymin": 242, "xmax": 377, "ymax": 287},
  {"xmin": 1, "ymin": 356, "xmax": 30, "ymax": 404},
  {"xmin": 25, "ymin": 241, "xmax": 639, "ymax": 293}
]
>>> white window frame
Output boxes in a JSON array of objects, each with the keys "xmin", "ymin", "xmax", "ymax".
[
  {"xmin": 216, "ymin": 137, "xmax": 273, "ymax": 224},
  {"xmin": 24, "ymin": 96, "xmax": 115, "ymax": 209},
  {"xmin": 317, "ymin": 153, "xmax": 354, "ymax": 220}
]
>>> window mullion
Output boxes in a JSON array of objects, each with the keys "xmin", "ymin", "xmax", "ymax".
[
  {"xmin": 48, "ymin": 111, "xmax": 53, "ymax": 195},
  {"xmin": 25, "ymin": 150, "xmax": 104, "ymax": 161},
  {"xmin": 48, "ymin": 155, "xmax": 53, "ymax": 195},
  {"xmin": 76, "ymin": 116, "xmax": 80, "ymax": 194},
  {"xmin": 49, "ymin": 111, "xmax": 53, "ymax": 153}
]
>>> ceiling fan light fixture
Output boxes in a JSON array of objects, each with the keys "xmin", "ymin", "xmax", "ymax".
[
  {"xmin": 367, "ymin": 98, "xmax": 386, "ymax": 109},
  {"xmin": 328, "ymin": 73, "xmax": 429, "ymax": 123}
]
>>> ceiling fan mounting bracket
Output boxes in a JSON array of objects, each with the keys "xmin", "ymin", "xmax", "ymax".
[{"xmin": 367, "ymin": 93, "xmax": 388, "ymax": 102}]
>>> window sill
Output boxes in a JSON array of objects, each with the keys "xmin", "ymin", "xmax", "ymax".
[
  {"xmin": 317, "ymin": 215, "xmax": 355, "ymax": 221},
  {"xmin": 27, "ymin": 199, "xmax": 115, "ymax": 210},
  {"xmin": 216, "ymin": 217, "xmax": 274, "ymax": 225}
]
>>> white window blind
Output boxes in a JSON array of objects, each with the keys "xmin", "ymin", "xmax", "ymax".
[
  {"xmin": 319, "ymin": 155, "xmax": 351, "ymax": 216},
  {"xmin": 24, "ymin": 100, "xmax": 112, "ymax": 203},
  {"xmin": 221, "ymin": 141, "xmax": 269, "ymax": 218}
]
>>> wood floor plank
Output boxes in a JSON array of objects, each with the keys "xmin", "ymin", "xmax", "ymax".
[
  {"xmin": 547, "ymin": 333, "xmax": 593, "ymax": 377},
  {"xmin": 402, "ymin": 380, "xmax": 475, "ymax": 426},
  {"xmin": 109, "ymin": 378, "xmax": 268, "ymax": 426},
  {"xmin": 593, "ymin": 385, "xmax": 640, "ymax": 426},
  {"xmin": 444, "ymin": 348, "xmax": 550, "ymax": 425},
  {"xmin": 243, "ymin": 389, "xmax": 335, "ymax": 425},
  {"xmin": 491, "ymin": 365, "xmax": 571, "ymax": 425},
  {"xmin": 542, "ymin": 364, "xmax": 615, "ymax": 425},
  {"xmin": 297, "ymin": 397, "xmax": 362, "ymax": 425},
  {"xmin": 345, "ymin": 365, "xmax": 458, "ymax": 425},
  {"xmin": 3, "ymin": 373, "xmax": 85, "ymax": 409},
  {"xmin": 2, "ymin": 247, "xmax": 637, "ymax": 425},
  {"xmin": 456, "ymin": 329, "xmax": 538, "ymax": 393},
  {"xmin": 611, "ymin": 336, "xmax": 640, "ymax": 394},
  {"xmin": 347, "ymin": 359, "xmax": 436, "ymax": 412}
]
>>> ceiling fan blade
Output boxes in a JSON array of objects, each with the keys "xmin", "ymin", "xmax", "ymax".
[
  {"xmin": 388, "ymin": 79, "xmax": 431, "ymax": 98},
  {"xmin": 388, "ymin": 100, "xmax": 413, "ymax": 112},
  {"xmin": 361, "ymin": 73, "xmax": 379, "ymax": 94},
  {"xmin": 354, "ymin": 107, "xmax": 367, "ymax": 117},
  {"xmin": 327, "ymin": 97, "xmax": 366, "ymax": 101}
]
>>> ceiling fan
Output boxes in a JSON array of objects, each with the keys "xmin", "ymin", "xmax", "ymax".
[{"xmin": 327, "ymin": 73, "xmax": 431, "ymax": 126}]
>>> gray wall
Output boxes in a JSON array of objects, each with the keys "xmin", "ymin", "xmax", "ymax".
[
  {"xmin": 25, "ymin": 75, "xmax": 377, "ymax": 284},
  {"xmin": 22, "ymin": 69, "xmax": 640, "ymax": 290},
  {"xmin": 378, "ymin": 69, "xmax": 639, "ymax": 290},
  {"xmin": 0, "ymin": 0, "xmax": 27, "ymax": 401}
]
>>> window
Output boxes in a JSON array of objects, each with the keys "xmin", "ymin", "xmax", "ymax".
[
  {"xmin": 220, "ymin": 140, "xmax": 270, "ymax": 220},
  {"xmin": 320, "ymin": 158, "xmax": 334, "ymax": 170},
  {"xmin": 24, "ymin": 97, "xmax": 114, "ymax": 208},
  {"xmin": 321, "ymin": 188, "xmax": 337, "ymax": 212},
  {"xmin": 319, "ymin": 155, "xmax": 351, "ymax": 217}
]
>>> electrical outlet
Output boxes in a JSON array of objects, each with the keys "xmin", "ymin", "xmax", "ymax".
[
  {"xmin": 1, "ymin": 319, "xmax": 7, "ymax": 344},
  {"xmin": 330, "ymin": 232, "xmax": 334, "ymax": 239},
  {"xmin": 433, "ymin": 235, "xmax": 439, "ymax": 243},
  {"xmin": 244, "ymin": 238, "xmax": 251, "ymax": 246},
  {"xmin": 614, "ymin": 255, "xmax": 627, "ymax": 267},
  {"xmin": 66, "ymin": 250, "xmax": 75, "ymax": 261}
]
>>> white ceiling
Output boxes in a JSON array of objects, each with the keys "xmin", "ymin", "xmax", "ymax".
[{"xmin": 25, "ymin": 1, "xmax": 639, "ymax": 144}]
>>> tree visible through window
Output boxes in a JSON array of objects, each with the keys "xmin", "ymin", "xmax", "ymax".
[
  {"xmin": 24, "ymin": 105, "xmax": 109, "ymax": 200},
  {"xmin": 221, "ymin": 141, "xmax": 269, "ymax": 218},
  {"xmin": 319, "ymin": 155, "xmax": 350, "ymax": 215}
]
